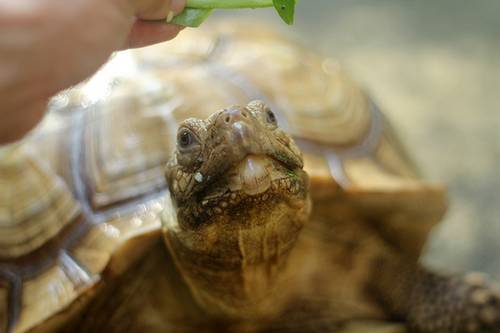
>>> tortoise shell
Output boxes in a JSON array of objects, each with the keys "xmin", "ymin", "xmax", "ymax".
[{"xmin": 0, "ymin": 22, "xmax": 446, "ymax": 333}]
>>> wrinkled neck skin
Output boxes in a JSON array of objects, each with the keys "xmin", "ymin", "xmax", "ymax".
[{"xmin": 164, "ymin": 187, "xmax": 310, "ymax": 320}]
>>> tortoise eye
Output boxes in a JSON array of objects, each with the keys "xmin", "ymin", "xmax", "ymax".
[
  {"xmin": 266, "ymin": 109, "xmax": 277, "ymax": 126},
  {"xmin": 177, "ymin": 128, "xmax": 197, "ymax": 150}
]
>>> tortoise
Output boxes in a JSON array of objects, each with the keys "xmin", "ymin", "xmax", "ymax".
[{"xmin": 1, "ymin": 22, "xmax": 499, "ymax": 333}]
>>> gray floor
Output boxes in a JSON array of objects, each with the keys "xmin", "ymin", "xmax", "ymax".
[{"xmin": 218, "ymin": 1, "xmax": 500, "ymax": 277}]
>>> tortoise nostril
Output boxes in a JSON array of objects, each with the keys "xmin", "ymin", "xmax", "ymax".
[{"xmin": 222, "ymin": 107, "xmax": 251, "ymax": 125}]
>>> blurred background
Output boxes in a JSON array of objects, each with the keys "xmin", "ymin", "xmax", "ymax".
[{"xmin": 217, "ymin": 1, "xmax": 500, "ymax": 276}]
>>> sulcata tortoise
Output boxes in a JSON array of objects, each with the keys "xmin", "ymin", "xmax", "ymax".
[{"xmin": 1, "ymin": 22, "xmax": 499, "ymax": 333}]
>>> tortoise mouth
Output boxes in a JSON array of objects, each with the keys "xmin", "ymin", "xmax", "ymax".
[
  {"xmin": 228, "ymin": 155, "xmax": 293, "ymax": 196},
  {"xmin": 196, "ymin": 154, "xmax": 305, "ymax": 212}
]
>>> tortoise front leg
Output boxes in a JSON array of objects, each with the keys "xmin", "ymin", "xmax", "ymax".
[{"xmin": 372, "ymin": 256, "xmax": 500, "ymax": 332}]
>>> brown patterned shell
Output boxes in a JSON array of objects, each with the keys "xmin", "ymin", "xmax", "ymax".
[{"xmin": 0, "ymin": 22, "xmax": 446, "ymax": 333}]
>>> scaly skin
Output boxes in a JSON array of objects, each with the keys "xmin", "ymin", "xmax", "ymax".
[{"xmin": 372, "ymin": 254, "xmax": 500, "ymax": 333}]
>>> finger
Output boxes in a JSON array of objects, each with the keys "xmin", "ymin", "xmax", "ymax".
[
  {"xmin": 0, "ymin": 100, "xmax": 48, "ymax": 144},
  {"xmin": 132, "ymin": 0, "xmax": 185, "ymax": 20},
  {"xmin": 123, "ymin": 21, "xmax": 184, "ymax": 49}
]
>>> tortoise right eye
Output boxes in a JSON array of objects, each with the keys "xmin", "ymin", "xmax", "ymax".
[
  {"xmin": 266, "ymin": 109, "xmax": 277, "ymax": 125},
  {"xmin": 177, "ymin": 128, "xmax": 197, "ymax": 150}
]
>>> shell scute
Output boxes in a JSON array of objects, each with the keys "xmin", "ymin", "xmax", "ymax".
[
  {"xmin": 83, "ymin": 85, "xmax": 176, "ymax": 209},
  {"xmin": 0, "ymin": 145, "xmax": 80, "ymax": 259}
]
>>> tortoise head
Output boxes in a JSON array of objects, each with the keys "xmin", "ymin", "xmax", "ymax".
[{"xmin": 164, "ymin": 100, "xmax": 310, "ymax": 319}]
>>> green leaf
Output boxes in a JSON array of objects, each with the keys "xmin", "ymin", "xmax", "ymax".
[
  {"xmin": 273, "ymin": 0, "xmax": 296, "ymax": 25},
  {"xmin": 171, "ymin": 8, "xmax": 214, "ymax": 27},
  {"xmin": 186, "ymin": 0, "xmax": 273, "ymax": 8},
  {"xmin": 170, "ymin": 0, "xmax": 296, "ymax": 27}
]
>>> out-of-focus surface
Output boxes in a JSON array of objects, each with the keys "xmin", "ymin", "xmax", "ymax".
[{"xmin": 216, "ymin": 1, "xmax": 500, "ymax": 276}]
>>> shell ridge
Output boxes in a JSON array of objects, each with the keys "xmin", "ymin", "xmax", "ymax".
[
  {"xmin": 69, "ymin": 110, "xmax": 96, "ymax": 224},
  {"xmin": 319, "ymin": 100, "xmax": 385, "ymax": 189},
  {"xmin": 58, "ymin": 251, "xmax": 97, "ymax": 289},
  {"xmin": 337, "ymin": 100, "xmax": 384, "ymax": 159},
  {"xmin": 0, "ymin": 268, "xmax": 22, "ymax": 333}
]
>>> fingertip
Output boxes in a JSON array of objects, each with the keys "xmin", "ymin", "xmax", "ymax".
[
  {"xmin": 133, "ymin": 0, "xmax": 186, "ymax": 20},
  {"xmin": 171, "ymin": 0, "xmax": 186, "ymax": 14},
  {"xmin": 124, "ymin": 21, "xmax": 184, "ymax": 49}
]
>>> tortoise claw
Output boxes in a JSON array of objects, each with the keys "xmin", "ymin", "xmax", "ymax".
[{"xmin": 458, "ymin": 272, "xmax": 500, "ymax": 333}]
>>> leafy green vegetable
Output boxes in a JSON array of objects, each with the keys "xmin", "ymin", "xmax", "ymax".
[
  {"xmin": 171, "ymin": 0, "xmax": 297, "ymax": 27},
  {"xmin": 273, "ymin": 0, "xmax": 295, "ymax": 25},
  {"xmin": 185, "ymin": 0, "xmax": 273, "ymax": 8},
  {"xmin": 171, "ymin": 8, "xmax": 213, "ymax": 27},
  {"xmin": 287, "ymin": 170, "xmax": 299, "ymax": 181}
]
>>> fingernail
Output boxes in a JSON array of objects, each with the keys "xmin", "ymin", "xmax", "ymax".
[{"xmin": 166, "ymin": 10, "xmax": 174, "ymax": 23}]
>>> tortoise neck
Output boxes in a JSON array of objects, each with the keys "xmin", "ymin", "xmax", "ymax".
[
  {"xmin": 165, "ymin": 233, "xmax": 285, "ymax": 319},
  {"xmin": 163, "ymin": 197, "xmax": 311, "ymax": 320}
]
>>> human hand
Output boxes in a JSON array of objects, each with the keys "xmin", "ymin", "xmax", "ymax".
[{"xmin": 0, "ymin": 0, "xmax": 185, "ymax": 144}]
